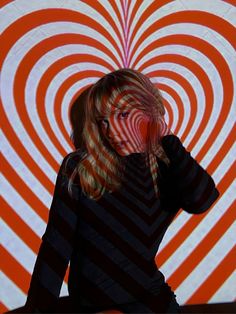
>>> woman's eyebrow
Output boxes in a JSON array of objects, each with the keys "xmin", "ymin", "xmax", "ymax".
[
  {"xmin": 97, "ymin": 108, "xmax": 130, "ymax": 119},
  {"xmin": 111, "ymin": 108, "xmax": 131, "ymax": 113}
]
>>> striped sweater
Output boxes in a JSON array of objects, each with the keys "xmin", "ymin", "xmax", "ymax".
[{"xmin": 25, "ymin": 135, "xmax": 219, "ymax": 312}]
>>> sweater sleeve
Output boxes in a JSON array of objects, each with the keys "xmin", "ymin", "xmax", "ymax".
[
  {"xmin": 25, "ymin": 154, "xmax": 79, "ymax": 312},
  {"xmin": 161, "ymin": 135, "xmax": 219, "ymax": 214}
]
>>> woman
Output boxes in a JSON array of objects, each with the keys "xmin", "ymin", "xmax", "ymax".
[{"xmin": 24, "ymin": 69, "xmax": 219, "ymax": 313}]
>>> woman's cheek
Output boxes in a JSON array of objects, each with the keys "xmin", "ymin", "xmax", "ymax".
[{"xmin": 139, "ymin": 119, "xmax": 149, "ymax": 142}]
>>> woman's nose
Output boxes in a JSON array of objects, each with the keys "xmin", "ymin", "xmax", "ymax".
[{"xmin": 103, "ymin": 120, "xmax": 117, "ymax": 138}]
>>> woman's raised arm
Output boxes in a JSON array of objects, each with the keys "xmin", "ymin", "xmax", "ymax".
[{"xmin": 161, "ymin": 135, "xmax": 219, "ymax": 214}]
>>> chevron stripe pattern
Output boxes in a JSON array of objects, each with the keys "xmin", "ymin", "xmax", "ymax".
[
  {"xmin": 1, "ymin": 1, "xmax": 235, "ymax": 312},
  {"xmin": 24, "ymin": 135, "xmax": 219, "ymax": 312}
]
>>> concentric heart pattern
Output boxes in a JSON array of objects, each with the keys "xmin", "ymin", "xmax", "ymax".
[{"xmin": 1, "ymin": 0, "xmax": 235, "ymax": 312}]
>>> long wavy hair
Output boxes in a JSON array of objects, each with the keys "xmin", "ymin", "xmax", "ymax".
[{"xmin": 67, "ymin": 69, "xmax": 170, "ymax": 200}]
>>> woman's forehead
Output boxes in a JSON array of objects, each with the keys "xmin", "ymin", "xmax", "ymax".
[{"xmin": 96, "ymin": 107, "xmax": 146, "ymax": 119}]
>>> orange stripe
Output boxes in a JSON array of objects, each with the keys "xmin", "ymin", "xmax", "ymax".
[
  {"xmin": 1, "ymin": 204, "xmax": 71, "ymax": 291},
  {"xmin": 1, "ymin": 198, "xmax": 40, "ymax": 253},
  {"xmin": 126, "ymin": 0, "xmax": 146, "ymax": 62},
  {"xmin": 11, "ymin": 33, "xmax": 116, "ymax": 166},
  {"xmin": 167, "ymin": 202, "xmax": 235, "ymax": 290},
  {"xmin": 108, "ymin": 0, "xmax": 125, "ymax": 39},
  {"xmin": 149, "ymin": 69, "xmax": 197, "ymax": 144},
  {"xmin": 139, "ymin": 35, "xmax": 234, "ymax": 160},
  {"xmin": 0, "ymin": 107, "xmax": 55, "ymax": 194},
  {"xmin": 186, "ymin": 246, "xmax": 236, "ymax": 304},
  {"xmin": 54, "ymin": 70, "xmax": 99, "ymax": 145},
  {"xmin": 0, "ymin": 0, "xmax": 13, "ymax": 8},
  {"xmin": 149, "ymin": 63, "xmax": 236, "ymax": 179},
  {"xmin": 143, "ymin": 35, "xmax": 217, "ymax": 152},
  {"xmin": 0, "ymin": 302, "xmax": 9, "ymax": 314},
  {"xmin": 1, "ymin": 156, "xmax": 49, "ymax": 222},
  {"xmin": 0, "ymin": 8, "xmax": 122, "ymax": 69},
  {"xmin": 36, "ymin": 54, "xmax": 113, "ymax": 152},
  {"xmin": 139, "ymin": 51, "xmax": 214, "ymax": 152},
  {"xmin": 223, "ymin": 0, "xmax": 236, "ymax": 5},
  {"xmin": 208, "ymin": 126, "xmax": 236, "ymax": 174},
  {"xmin": 156, "ymin": 163, "xmax": 233, "ymax": 267},
  {"xmin": 130, "ymin": 11, "xmax": 235, "ymax": 63},
  {"xmin": 127, "ymin": 0, "xmax": 172, "ymax": 61},
  {"xmin": 82, "ymin": 0, "xmax": 125, "ymax": 65},
  {"xmin": 162, "ymin": 98, "xmax": 174, "ymax": 132},
  {"xmin": 138, "ymin": 37, "xmax": 233, "ymax": 162},
  {"xmin": 158, "ymin": 83, "xmax": 185, "ymax": 136},
  {"xmin": 1, "ymin": 246, "xmax": 30, "ymax": 294}
]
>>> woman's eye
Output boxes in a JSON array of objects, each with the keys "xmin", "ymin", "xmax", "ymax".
[{"xmin": 119, "ymin": 112, "xmax": 129, "ymax": 118}]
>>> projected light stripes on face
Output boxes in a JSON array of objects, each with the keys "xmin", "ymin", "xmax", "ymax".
[
  {"xmin": 93, "ymin": 80, "xmax": 151, "ymax": 156},
  {"xmin": 98, "ymin": 107, "xmax": 150, "ymax": 156}
]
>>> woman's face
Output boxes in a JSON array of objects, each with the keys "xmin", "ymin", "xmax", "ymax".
[{"xmin": 98, "ymin": 108, "xmax": 150, "ymax": 156}]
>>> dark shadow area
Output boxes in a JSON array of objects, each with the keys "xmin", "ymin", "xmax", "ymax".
[
  {"xmin": 181, "ymin": 301, "xmax": 236, "ymax": 313},
  {"xmin": 6, "ymin": 296, "xmax": 236, "ymax": 313}
]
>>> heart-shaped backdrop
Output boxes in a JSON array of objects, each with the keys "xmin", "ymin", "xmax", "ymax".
[{"xmin": 1, "ymin": 0, "xmax": 235, "ymax": 312}]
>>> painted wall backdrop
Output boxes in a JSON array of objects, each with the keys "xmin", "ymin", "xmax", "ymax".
[{"xmin": 0, "ymin": 0, "xmax": 235, "ymax": 312}]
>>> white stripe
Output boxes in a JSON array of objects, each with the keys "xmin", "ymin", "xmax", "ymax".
[
  {"xmin": 143, "ymin": 48, "xmax": 235, "ymax": 170},
  {"xmin": 158, "ymin": 91, "xmax": 179, "ymax": 132},
  {"xmin": 156, "ymin": 77, "xmax": 191, "ymax": 139},
  {"xmin": 128, "ymin": 0, "xmax": 186, "ymax": 54},
  {"xmin": 142, "ymin": 47, "xmax": 223, "ymax": 155},
  {"xmin": 99, "ymin": 0, "xmax": 125, "ymax": 48},
  {"xmin": 181, "ymin": 0, "xmax": 236, "ymax": 26},
  {"xmin": 129, "ymin": 0, "xmax": 235, "ymax": 57},
  {"xmin": 1, "ymin": 219, "xmax": 37, "ymax": 273},
  {"xmin": 36, "ymin": 21, "xmax": 122, "ymax": 64},
  {"xmin": 214, "ymin": 144, "xmax": 236, "ymax": 185},
  {"xmin": 200, "ymin": 102, "xmax": 235, "ymax": 170},
  {"xmin": 1, "ymin": 0, "xmax": 125, "ymax": 63},
  {"xmin": 160, "ymin": 178, "xmax": 234, "ymax": 251},
  {"xmin": 126, "ymin": 0, "xmax": 155, "ymax": 50},
  {"xmin": 60, "ymin": 281, "xmax": 68, "ymax": 297},
  {"xmin": 0, "ymin": 271, "xmax": 26, "ymax": 311},
  {"xmin": 25, "ymin": 44, "xmax": 114, "ymax": 163},
  {"xmin": 0, "ymin": 271, "xmax": 69, "ymax": 308},
  {"xmin": 1, "ymin": 132, "xmax": 53, "ymax": 207},
  {"xmin": 59, "ymin": 0, "xmax": 124, "ymax": 63},
  {"xmin": 45, "ymin": 62, "xmax": 109, "ymax": 152},
  {"xmin": 1, "ymin": 29, "xmax": 67, "ymax": 182},
  {"xmin": 159, "ymin": 183, "xmax": 234, "ymax": 279},
  {"xmin": 0, "ymin": 0, "xmax": 60, "ymax": 32},
  {"xmin": 150, "ymin": 62, "xmax": 205, "ymax": 148},
  {"xmin": 1, "ymin": 20, "xmax": 121, "ymax": 170},
  {"xmin": 1, "ymin": 174, "xmax": 46, "ymax": 237},
  {"xmin": 62, "ymin": 77, "xmax": 99, "ymax": 134},
  {"xmin": 209, "ymin": 270, "xmax": 236, "ymax": 303},
  {"xmin": 124, "ymin": 0, "xmax": 137, "ymax": 42},
  {"xmin": 132, "ymin": 22, "xmax": 236, "ymax": 160},
  {"xmin": 1, "ymin": 45, "xmax": 59, "ymax": 188},
  {"xmin": 157, "ymin": 211, "xmax": 191, "ymax": 254},
  {"xmin": 175, "ymin": 222, "xmax": 236, "ymax": 304},
  {"xmin": 1, "ymin": 20, "xmax": 119, "ymax": 151}
]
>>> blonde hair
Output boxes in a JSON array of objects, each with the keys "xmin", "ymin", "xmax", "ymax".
[{"xmin": 67, "ymin": 69, "xmax": 170, "ymax": 200}]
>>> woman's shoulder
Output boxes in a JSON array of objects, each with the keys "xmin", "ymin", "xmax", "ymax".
[
  {"xmin": 60, "ymin": 150, "xmax": 86, "ymax": 175},
  {"xmin": 160, "ymin": 134, "xmax": 185, "ymax": 159},
  {"xmin": 161, "ymin": 134, "xmax": 182, "ymax": 147},
  {"xmin": 63, "ymin": 149, "xmax": 86, "ymax": 163}
]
